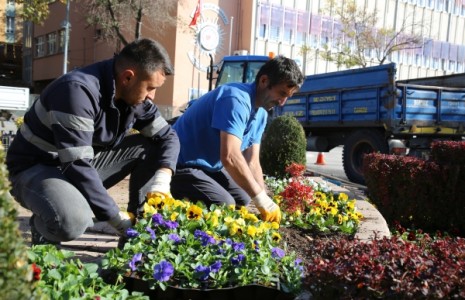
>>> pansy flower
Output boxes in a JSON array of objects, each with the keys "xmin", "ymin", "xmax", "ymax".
[
  {"xmin": 153, "ymin": 260, "xmax": 174, "ymax": 282},
  {"xmin": 129, "ymin": 253, "xmax": 142, "ymax": 271},
  {"xmin": 271, "ymin": 247, "xmax": 285, "ymax": 260}
]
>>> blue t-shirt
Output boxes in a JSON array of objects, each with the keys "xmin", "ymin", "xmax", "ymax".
[{"xmin": 173, "ymin": 82, "xmax": 267, "ymax": 172}]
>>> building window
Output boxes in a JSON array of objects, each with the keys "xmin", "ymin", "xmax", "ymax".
[
  {"xmin": 6, "ymin": 16, "xmax": 14, "ymax": 34},
  {"xmin": 269, "ymin": 25, "xmax": 280, "ymax": 41},
  {"xmin": 58, "ymin": 29, "xmax": 65, "ymax": 52},
  {"xmin": 47, "ymin": 32, "xmax": 57, "ymax": 55},
  {"xmin": 35, "ymin": 36, "xmax": 45, "ymax": 57},
  {"xmin": 259, "ymin": 24, "xmax": 267, "ymax": 39}
]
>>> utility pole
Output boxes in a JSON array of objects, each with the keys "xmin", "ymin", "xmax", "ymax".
[{"xmin": 63, "ymin": 0, "xmax": 71, "ymax": 74}]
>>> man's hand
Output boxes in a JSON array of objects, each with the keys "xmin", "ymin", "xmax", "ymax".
[
  {"xmin": 252, "ymin": 190, "xmax": 281, "ymax": 223},
  {"xmin": 148, "ymin": 169, "xmax": 172, "ymax": 196},
  {"xmin": 108, "ymin": 211, "xmax": 135, "ymax": 236}
]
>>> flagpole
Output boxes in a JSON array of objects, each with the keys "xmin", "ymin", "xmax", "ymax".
[{"xmin": 229, "ymin": 16, "xmax": 234, "ymax": 55}]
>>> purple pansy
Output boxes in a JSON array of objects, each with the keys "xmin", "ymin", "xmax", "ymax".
[
  {"xmin": 129, "ymin": 253, "xmax": 143, "ymax": 272},
  {"xmin": 153, "ymin": 260, "xmax": 174, "ymax": 282},
  {"xmin": 271, "ymin": 247, "xmax": 285, "ymax": 260}
]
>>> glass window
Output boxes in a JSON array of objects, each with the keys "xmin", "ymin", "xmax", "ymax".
[
  {"xmin": 296, "ymin": 32, "xmax": 306, "ymax": 45},
  {"xmin": 58, "ymin": 29, "xmax": 65, "ymax": 52},
  {"xmin": 283, "ymin": 29, "xmax": 293, "ymax": 43},
  {"xmin": 47, "ymin": 32, "xmax": 57, "ymax": 55},
  {"xmin": 35, "ymin": 36, "xmax": 45, "ymax": 57},
  {"xmin": 269, "ymin": 26, "xmax": 280, "ymax": 41},
  {"xmin": 6, "ymin": 16, "xmax": 14, "ymax": 34},
  {"xmin": 259, "ymin": 24, "xmax": 267, "ymax": 38}
]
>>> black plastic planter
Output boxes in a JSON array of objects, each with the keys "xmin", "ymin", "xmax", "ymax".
[{"xmin": 123, "ymin": 276, "xmax": 294, "ymax": 300}]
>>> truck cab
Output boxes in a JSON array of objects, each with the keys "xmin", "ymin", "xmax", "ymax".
[{"xmin": 211, "ymin": 55, "xmax": 270, "ymax": 89}]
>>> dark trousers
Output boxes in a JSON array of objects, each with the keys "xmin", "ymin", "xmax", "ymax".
[
  {"xmin": 10, "ymin": 134, "xmax": 164, "ymax": 242},
  {"xmin": 171, "ymin": 167, "xmax": 251, "ymax": 207}
]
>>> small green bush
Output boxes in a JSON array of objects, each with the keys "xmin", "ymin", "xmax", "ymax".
[
  {"xmin": 0, "ymin": 143, "xmax": 33, "ymax": 299},
  {"xmin": 260, "ymin": 115, "xmax": 307, "ymax": 178}
]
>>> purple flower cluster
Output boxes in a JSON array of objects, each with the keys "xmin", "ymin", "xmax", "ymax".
[
  {"xmin": 152, "ymin": 213, "xmax": 179, "ymax": 230},
  {"xmin": 194, "ymin": 261, "xmax": 222, "ymax": 281},
  {"xmin": 194, "ymin": 229, "xmax": 216, "ymax": 246}
]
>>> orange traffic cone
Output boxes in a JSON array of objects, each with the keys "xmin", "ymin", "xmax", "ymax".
[{"xmin": 315, "ymin": 152, "xmax": 326, "ymax": 165}]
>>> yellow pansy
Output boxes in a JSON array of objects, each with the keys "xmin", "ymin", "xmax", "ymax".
[
  {"xmin": 272, "ymin": 232, "xmax": 281, "ymax": 242},
  {"xmin": 170, "ymin": 212, "xmax": 179, "ymax": 221},
  {"xmin": 347, "ymin": 200, "xmax": 356, "ymax": 210},
  {"xmin": 273, "ymin": 195, "xmax": 283, "ymax": 204},
  {"xmin": 229, "ymin": 223, "xmax": 243, "ymax": 236},
  {"xmin": 224, "ymin": 216, "xmax": 234, "ymax": 224},
  {"xmin": 235, "ymin": 218, "xmax": 246, "ymax": 226},
  {"xmin": 210, "ymin": 214, "xmax": 219, "ymax": 227},
  {"xmin": 338, "ymin": 193, "xmax": 349, "ymax": 202},
  {"xmin": 239, "ymin": 206, "xmax": 249, "ymax": 216},
  {"xmin": 143, "ymin": 202, "xmax": 156, "ymax": 217},
  {"xmin": 314, "ymin": 191, "xmax": 327, "ymax": 202},
  {"xmin": 310, "ymin": 206, "xmax": 321, "ymax": 216},
  {"xmin": 270, "ymin": 222, "xmax": 280, "ymax": 230},
  {"xmin": 247, "ymin": 225, "xmax": 258, "ymax": 237},
  {"xmin": 187, "ymin": 204, "xmax": 203, "ymax": 220},
  {"xmin": 244, "ymin": 213, "xmax": 259, "ymax": 223}
]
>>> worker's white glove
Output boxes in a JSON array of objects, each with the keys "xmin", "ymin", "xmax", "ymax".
[
  {"xmin": 252, "ymin": 190, "xmax": 282, "ymax": 223},
  {"xmin": 108, "ymin": 211, "xmax": 135, "ymax": 236},
  {"xmin": 148, "ymin": 169, "xmax": 171, "ymax": 196}
]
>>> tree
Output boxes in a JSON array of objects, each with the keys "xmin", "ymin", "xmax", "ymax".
[
  {"xmin": 78, "ymin": 0, "xmax": 181, "ymax": 46},
  {"xmin": 16, "ymin": 0, "xmax": 66, "ymax": 24},
  {"xmin": 321, "ymin": 0, "xmax": 424, "ymax": 68}
]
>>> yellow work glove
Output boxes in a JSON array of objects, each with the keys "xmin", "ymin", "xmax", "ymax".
[
  {"xmin": 107, "ymin": 211, "xmax": 135, "ymax": 236},
  {"xmin": 148, "ymin": 169, "xmax": 172, "ymax": 196},
  {"xmin": 252, "ymin": 190, "xmax": 282, "ymax": 223}
]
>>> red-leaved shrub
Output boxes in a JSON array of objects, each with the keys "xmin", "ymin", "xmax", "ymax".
[{"xmin": 304, "ymin": 234, "xmax": 465, "ymax": 299}]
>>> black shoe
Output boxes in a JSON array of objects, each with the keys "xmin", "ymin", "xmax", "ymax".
[
  {"xmin": 29, "ymin": 215, "xmax": 61, "ymax": 247},
  {"xmin": 117, "ymin": 236, "xmax": 128, "ymax": 250}
]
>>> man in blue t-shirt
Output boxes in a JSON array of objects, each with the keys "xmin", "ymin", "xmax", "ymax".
[{"xmin": 171, "ymin": 56, "xmax": 304, "ymax": 223}]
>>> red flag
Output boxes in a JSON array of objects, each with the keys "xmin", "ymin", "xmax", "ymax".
[{"xmin": 189, "ymin": 0, "xmax": 202, "ymax": 27}]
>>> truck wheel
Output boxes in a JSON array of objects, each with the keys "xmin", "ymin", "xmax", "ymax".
[{"xmin": 343, "ymin": 130, "xmax": 388, "ymax": 185}]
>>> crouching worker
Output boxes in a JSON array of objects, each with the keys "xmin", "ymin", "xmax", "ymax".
[
  {"xmin": 6, "ymin": 38, "xmax": 179, "ymax": 245},
  {"xmin": 170, "ymin": 55, "xmax": 304, "ymax": 223}
]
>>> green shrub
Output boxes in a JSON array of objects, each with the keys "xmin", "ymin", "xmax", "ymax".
[
  {"xmin": 0, "ymin": 143, "xmax": 33, "ymax": 299},
  {"xmin": 260, "ymin": 115, "xmax": 307, "ymax": 178}
]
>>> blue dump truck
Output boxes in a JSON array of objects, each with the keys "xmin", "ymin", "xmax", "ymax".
[{"xmin": 273, "ymin": 63, "xmax": 465, "ymax": 185}]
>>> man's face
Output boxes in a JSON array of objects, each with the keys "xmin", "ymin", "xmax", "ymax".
[
  {"xmin": 117, "ymin": 69, "xmax": 166, "ymax": 106},
  {"xmin": 257, "ymin": 76, "xmax": 299, "ymax": 111}
]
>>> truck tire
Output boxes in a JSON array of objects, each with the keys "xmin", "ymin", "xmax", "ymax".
[{"xmin": 343, "ymin": 130, "xmax": 389, "ymax": 185}]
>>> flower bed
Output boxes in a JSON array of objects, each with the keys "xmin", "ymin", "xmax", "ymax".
[{"xmin": 102, "ymin": 196, "xmax": 304, "ymax": 298}]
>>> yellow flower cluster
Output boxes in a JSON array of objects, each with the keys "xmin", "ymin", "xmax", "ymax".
[{"xmin": 143, "ymin": 193, "xmax": 281, "ymax": 243}]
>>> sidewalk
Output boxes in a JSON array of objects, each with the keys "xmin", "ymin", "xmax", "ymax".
[{"xmin": 16, "ymin": 176, "xmax": 391, "ymax": 264}]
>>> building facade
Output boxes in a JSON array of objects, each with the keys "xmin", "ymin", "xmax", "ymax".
[
  {"xmin": 25, "ymin": 0, "xmax": 465, "ymax": 118},
  {"xmin": 0, "ymin": 0, "xmax": 24, "ymax": 87}
]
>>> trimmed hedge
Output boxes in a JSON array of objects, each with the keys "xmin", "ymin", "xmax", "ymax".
[
  {"xmin": 260, "ymin": 115, "xmax": 307, "ymax": 178},
  {"xmin": 363, "ymin": 141, "xmax": 465, "ymax": 234}
]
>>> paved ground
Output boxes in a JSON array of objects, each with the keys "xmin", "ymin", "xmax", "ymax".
[{"xmin": 16, "ymin": 175, "xmax": 390, "ymax": 264}]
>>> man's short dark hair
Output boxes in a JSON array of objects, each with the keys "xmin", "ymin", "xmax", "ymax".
[
  {"xmin": 115, "ymin": 38, "xmax": 174, "ymax": 76},
  {"xmin": 255, "ymin": 55, "xmax": 304, "ymax": 89}
]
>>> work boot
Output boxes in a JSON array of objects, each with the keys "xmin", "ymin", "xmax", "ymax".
[
  {"xmin": 29, "ymin": 215, "xmax": 61, "ymax": 247},
  {"xmin": 117, "ymin": 236, "xmax": 128, "ymax": 250}
]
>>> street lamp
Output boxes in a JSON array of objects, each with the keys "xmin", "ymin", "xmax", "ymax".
[{"xmin": 62, "ymin": 0, "xmax": 71, "ymax": 74}]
